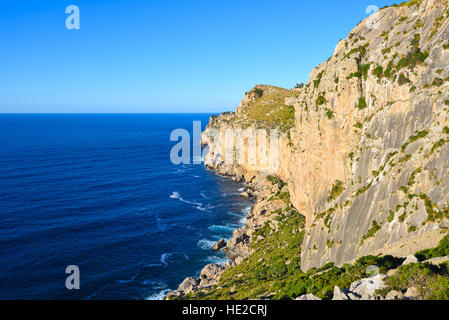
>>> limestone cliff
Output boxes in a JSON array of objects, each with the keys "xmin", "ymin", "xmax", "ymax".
[{"xmin": 202, "ymin": 0, "xmax": 449, "ymax": 271}]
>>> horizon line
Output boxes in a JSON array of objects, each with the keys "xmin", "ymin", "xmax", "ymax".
[{"xmin": 0, "ymin": 112, "xmax": 223, "ymax": 115}]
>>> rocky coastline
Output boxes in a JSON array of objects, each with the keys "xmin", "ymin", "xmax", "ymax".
[{"xmin": 165, "ymin": 163, "xmax": 290, "ymax": 299}]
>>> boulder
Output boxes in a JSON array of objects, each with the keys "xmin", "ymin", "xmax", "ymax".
[
  {"xmin": 295, "ymin": 294, "xmax": 322, "ymax": 300},
  {"xmin": 240, "ymin": 191, "xmax": 253, "ymax": 199},
  {"xmin": 385, "ymin": 290, "xmax": 404, "ymax": 300},
  {"xmin": 165, "ymin": 291, "xmax": 181, "ymax": 300},
  {"xmin": 404, "ymin": 287, "xmax": 419, "ymax": 299},
  {"xmin": 425, "ymin": 255, "xmax": 449, "ymax": 266},
  {"xmin": 198, "ymin": 264, "xmax": 225, "ymax": 288},
  {"xmin": 360, "ymin": 293, "xmax": 373, "ymax": 300},
  {"xmin": 402, "ymin": 255, "xmax": 419, "ymax": 266},
  {"xmin": 348, "ymin": 292, "xmax": 361, "ymax": 300},
  {"xmin": 349, "ymin": 274, "xmax": 387, "ymax": 297},
  {"xmin": 332, "ymin": 286, "xmax": 350, "ymax": 300},
  {"xmin": 212, "ymin": 239, "xmax": 226, "ymax": 251},
  {"xmin": 177, "ymin": 277, "xmax": 198, "ymax": 294}
]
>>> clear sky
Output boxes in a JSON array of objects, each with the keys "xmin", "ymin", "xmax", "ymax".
[{"xmin": 0, "ymin": 0, "xmax": 398, "ymax": 113}]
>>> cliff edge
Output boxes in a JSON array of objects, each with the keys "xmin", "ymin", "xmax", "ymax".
[{"xmin": 168, "ymin": 0, "xmax": 449, "ymax": 300}]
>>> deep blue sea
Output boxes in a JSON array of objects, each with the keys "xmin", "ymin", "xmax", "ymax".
[{"xmin": 0, "ymin": 114, "xmax": 252, "ymax": 300}]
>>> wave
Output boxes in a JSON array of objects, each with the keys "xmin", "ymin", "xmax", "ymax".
[
  {"xmin": 227, "ymin": 211, "xmax": 243, "ymax": 218},
  {"xmin": 205, "ymin": 255, "xmax": 228, "ymax": 265},
  {"xmin": 146, "ymin": 289, "xmax": 172, "ymax": 300},
  {"xmin": 208, "ymin": 224, "xmax": 238, "ymax": 233},
  {"xmin": 241, "ymin": 206, "xmax": 251, "ymax": 215},
  {"xmin": 160, "ymin": 253, "xmax": 171, "ymax": 266},
  {"xmin": 144, "ymin": 280, "xmax": 171, "ymax": 300},
  {"xmin": 169, "ymin": 191, "xmax": 213, "ymax": 211},
  {"xmin": 197, "ymin": 239, "xmax": 215, "ymax": 250},
  {"xmin": 118, "ymin": 274, "xmax": 136, "ymax": 284}
]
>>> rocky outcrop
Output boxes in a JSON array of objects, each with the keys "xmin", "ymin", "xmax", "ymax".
[
  {"xmin": 212, "ymin": 239, "xmax": 226, "ymax": 251},
  {"xmin": 402, "ymin": 255, "xmax": 419, "ymax": 265},
  {"xmin": 332, "ymin": 286, "xmax": 350, "ymax": 300},
  {"xmin": 295, "ymin": 294, "xmax": 322, "ymax": 301},
  {"xmin": 350, "ymin": 274, "xmax": 387, "ymax": 298}
]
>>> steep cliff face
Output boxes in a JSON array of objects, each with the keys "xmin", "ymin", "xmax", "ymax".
[
  {"xmin": 299, "ymin": 0, "xmax": 449, "ymax": 270},
  {"xmin": 202, "ymin": 0, "xmax": 449, "ymax": 272}
]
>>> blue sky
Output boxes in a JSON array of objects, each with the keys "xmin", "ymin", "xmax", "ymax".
[{"xmin": 0, "ymin": 0, "xmax": 397, "ymax": 113}]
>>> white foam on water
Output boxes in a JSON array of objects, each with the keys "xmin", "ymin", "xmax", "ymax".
[
  {"xmin": 144, "ymin": 279, "xmax": 172, "ymax": 300},
  {"xmin": 169, "ymin": 191, "xmax": 211, "ymax": 211},
  {"xmin": 205, "ymin": 255, "xmax": 228, "ymax": 265},
  {"xmin": 160, "ymin": 253, "xmax": 171, "ymax": 266},
  {"xmin": 241, "ymin": 206, "xmax": 251, "ymax": 215},
  {"xmin": 208, "ymin": 225, "xmax": 236, "ymax": 233},
  {"xmin": 146, "ymin": 288, "xmax": 172, "ymax": 300},
  {"xmin": 197, "ymin": 239, "xmax": 215, "ymax": 250}
]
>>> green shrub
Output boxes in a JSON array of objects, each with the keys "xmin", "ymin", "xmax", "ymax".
[
  {"xmin": 316, "ymin": 95, "xmax": 326, "ymax": 106},
  {"xmin": 415, "ymin": 234, "xmax": 449, "ymax": 261},
  {"xmin": 360, "ymin": 64, "xmax": 371, "ymax": 80},
  {"xmin": 387, "ymin": 211, "xmax": 395, "ymax": 222},
  {"xmin": 314, "ymin": 71, "xmax": 324, "ymax": 90},
  {"xmin": 347, "ymin": 72, "xmax": 361, "ymax": 79},
  {"xmin": 398, "ymin": 73, "xmax": 411, "ymax": 85},
  {"xmin": 432, "ymin": 78, "xmax": 444, "ymax": 87},
  {"xmin": 401, "ymin": 130, "xmax": 429, "ymax": 152},
  {"xmin": 382, "ymin": 262, "xmax": 449, "ymax": 300},
  {"xmin": 253, "ymin": 88, "xmax": 263, "ymax": 97},
  {"xmin": 355, "ymin": 122, "xmax": 363, "ymax": 129},
  {"xmin": 266, "ymin": 175, "xmax": 286, "ymax": 187},
  {"xmin": 361, "ymin": 220, "xmax": 381, "ymax": 243},
  {"xmin": 344, "ymin": 44, "xmax": 369, "ymax": 59},
  {"xmin": 372, "ymin": 65, "xmax": 383, "ymax": 79},
  {"xmin": 328, "ymin": 180, "xmax": 345, "ymax": 202},
  {"xmin": 357, "ymin": 97, "xmax": 367, "ymax": 110},
  {"xmin": 396, "ymin": 41, "xmax": 429, "ymax": 71}
]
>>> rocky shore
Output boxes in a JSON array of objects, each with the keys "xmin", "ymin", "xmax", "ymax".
[{"xmin": 165, "ymin": 164, "xmax": 290, "ymax": 299}]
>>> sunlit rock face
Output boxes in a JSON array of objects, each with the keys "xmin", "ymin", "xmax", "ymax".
[{"xmin": 202, "ymin": 0, "xmax": 449, "ymax": 271}]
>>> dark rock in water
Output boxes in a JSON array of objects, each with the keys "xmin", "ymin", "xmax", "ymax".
[{"xmin": 212, "ymin": 239, "xmax": 226, "ymax": 251}]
